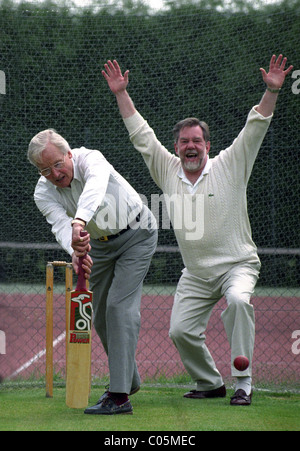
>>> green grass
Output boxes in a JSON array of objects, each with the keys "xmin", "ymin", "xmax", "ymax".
[{"xmin": 0, "ymin": 387, "xmax": 299, "ymax": 431}]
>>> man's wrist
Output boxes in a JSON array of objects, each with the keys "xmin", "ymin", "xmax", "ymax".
[
  {"xmin": 266, "ymin": 86, "xmax": 281, "ymax": 94},
  {"xmin": 71, "ymin": 218, "xmax": 86, "ymax": 227}
]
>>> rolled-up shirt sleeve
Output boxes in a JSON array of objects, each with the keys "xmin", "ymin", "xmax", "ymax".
[{"xmin": 34, "ymin": 180, "xmax": 74, "ymax": 255}]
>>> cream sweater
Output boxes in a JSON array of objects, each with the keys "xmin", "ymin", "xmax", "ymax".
[{"xmin": 124, "ymin": 107, "xmax": 272, "ymax": 278}]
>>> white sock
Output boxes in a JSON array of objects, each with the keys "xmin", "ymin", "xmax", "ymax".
[{"xmin": 235, "ymin": 376, "xmax": 252, "ymax": 395}]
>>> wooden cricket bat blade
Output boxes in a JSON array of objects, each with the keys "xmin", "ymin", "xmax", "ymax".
[
  {"xmin": 66, "ymin": 335, "xmax": 92, "ymax": 408},
  {"xmin": 66, "ymin": 231, "xmax": 92, "ymax": 408}
]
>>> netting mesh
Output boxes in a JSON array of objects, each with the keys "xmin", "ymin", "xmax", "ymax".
[{"xmin": 0, "ymin": 0, "xmax": 299, "ymax": 391}]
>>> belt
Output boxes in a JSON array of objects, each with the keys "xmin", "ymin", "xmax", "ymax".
[{"xmin": 98, "ymin": 214, "xmax": 140, "ymax": 242}]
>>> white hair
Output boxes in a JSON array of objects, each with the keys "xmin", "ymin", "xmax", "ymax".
[{"xmin": 27, "ymin": 129, "xmax": 70, "ymax": 166}]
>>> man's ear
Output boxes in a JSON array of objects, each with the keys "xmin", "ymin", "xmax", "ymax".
[
  {"xmin": 206, "ymin": 141, "xmax": 211, "ymax": 154},
  {"xmin": 174, "ymin": 142, "xmax": 179, "ymax": 156}
]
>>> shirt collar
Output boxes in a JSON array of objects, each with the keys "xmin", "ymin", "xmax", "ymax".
[{"xmin": 177, "ymin": 155, "xmax": 212, "ymax": 186}]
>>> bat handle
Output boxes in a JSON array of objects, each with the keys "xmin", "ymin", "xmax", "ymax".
[{"xmin": 76, "ymin": 230, "xmax": 88, "ymax": 292}]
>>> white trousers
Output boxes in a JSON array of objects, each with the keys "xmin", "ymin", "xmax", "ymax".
[{"xmin": 169, "ymin": 262, "xmax": 260, "ymax": 391}]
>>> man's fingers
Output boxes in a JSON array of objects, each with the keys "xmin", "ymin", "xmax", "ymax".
[{"xmin": 284, "ymin": 65, "xmax": 294, "ymax": 75}]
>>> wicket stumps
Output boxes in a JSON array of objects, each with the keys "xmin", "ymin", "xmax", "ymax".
[{"xmin": 46, "ymin": 261, "xmax": 73, "ymax": 398}]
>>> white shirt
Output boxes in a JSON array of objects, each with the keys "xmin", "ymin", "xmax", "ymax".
[
  {"xmin": 34, "ymin": 147, "xmax": 143, "ymax": 255},
  {"xmin": 177, "ymin": 157, "xmax": 212, "ymax": 194}
]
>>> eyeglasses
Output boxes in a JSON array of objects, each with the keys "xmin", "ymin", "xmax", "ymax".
[{"xmin": 38, "ymin": 155, "xmax": 66, "ymax": 177}]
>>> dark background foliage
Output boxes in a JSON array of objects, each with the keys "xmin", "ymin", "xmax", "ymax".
[{"xmin": 0, "ymin": 0, "xmax": 299, "ymax": 284}]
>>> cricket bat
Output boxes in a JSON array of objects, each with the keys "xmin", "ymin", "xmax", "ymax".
[{"xmin": 66, "ymin": 230, "xmax": 92, "ymax": 408}]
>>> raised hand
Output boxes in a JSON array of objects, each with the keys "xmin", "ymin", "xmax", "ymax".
[
  {"xmin": 260, "ymin": 54, "xmax": 293, "ymax": 90},
  {"xmin": 102, "ymin": 60, "xmax": 129, "ymax": 94}
]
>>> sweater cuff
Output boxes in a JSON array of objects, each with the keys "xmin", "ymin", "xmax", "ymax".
[
  {"xmin": 123, "ymin": 111, "xmax": 146, "ymax": 135},
  {"xmin": 252, "ymin": 105, "xmax": 273, "ymax": 120}
]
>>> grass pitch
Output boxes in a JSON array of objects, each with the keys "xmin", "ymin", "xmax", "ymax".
[{"xmin": 0, "ymin": 386, "xmax": 299, "ymax": 431}]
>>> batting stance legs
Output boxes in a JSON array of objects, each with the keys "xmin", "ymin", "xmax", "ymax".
[
  {"xmin": 169, "ymin": 263, "xmax": 260, "ymax": 393},
  {"xmin": 89, "ymin": 210, "xmax": 157, "ymax": 396}
]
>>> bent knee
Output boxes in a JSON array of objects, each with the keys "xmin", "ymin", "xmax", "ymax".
[
  {"xmin": 169, "ymin": 321, "xmax": 182, "ymax": 342},
  {"xmin": 225, "ymin": 289, "xmax": 252, "ymax": 307},
  {"xmin": 169, "ymin": 320, "xmax": 205, "ymax": 346},
  {"xmin": 169, "ymin": 317, "xmax": 192, "ymax": 343}
]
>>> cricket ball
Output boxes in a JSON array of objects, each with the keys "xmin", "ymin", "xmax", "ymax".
[{"xmin": 233, "ymin": 355, "xmax": 249, "ymax": 371}]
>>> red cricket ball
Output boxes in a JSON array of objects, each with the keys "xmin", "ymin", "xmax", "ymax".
[{"xmin": 233, "ymin": 355, "xmax": 249, "ymax": 371}]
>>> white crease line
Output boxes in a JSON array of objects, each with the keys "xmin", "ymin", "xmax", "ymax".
[{"xmin": 8, "ymin": 332, "xmax": 66, "ymax": 379}]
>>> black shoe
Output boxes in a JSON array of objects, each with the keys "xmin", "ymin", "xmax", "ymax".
[
  {"xmin": 184, "ymin": 384, "xmax": 226, "ymax": 399},
  {"xmin": 96, "ymin": 385, "xmax": 140, "ymax": 404},
  {"xmin": 230, "ymin": 389, "xmax": 253, "ymax": 406},
  {"xmin": 84, "ymin": 397, "xmax": 133, "ymax": 415}
]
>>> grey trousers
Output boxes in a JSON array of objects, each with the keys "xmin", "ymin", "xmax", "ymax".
[
  {"xmin": 89, "ymin": 208, "xmax": 157, "ymax": 394},
  {"xmin": 169, "ymin": 262, "xmax": 260, "ymax": 391}
]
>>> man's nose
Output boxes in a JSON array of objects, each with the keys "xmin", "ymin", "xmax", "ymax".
[
  {"xmin": 187, "ymin": 140, "xmax": 195, "ymax": 148},
  {"xmin": 51, "ymin": 167, "xmax": 61, "ymax": 177}
]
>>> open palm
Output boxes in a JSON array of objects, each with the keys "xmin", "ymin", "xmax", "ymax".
[
  {"xmin": 102, "ymin": 60, "xmax": 129, "ymax": 94},
  {"xmin": 260, "ymin": 54, "xmax": 293, "ymax": 89}
]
